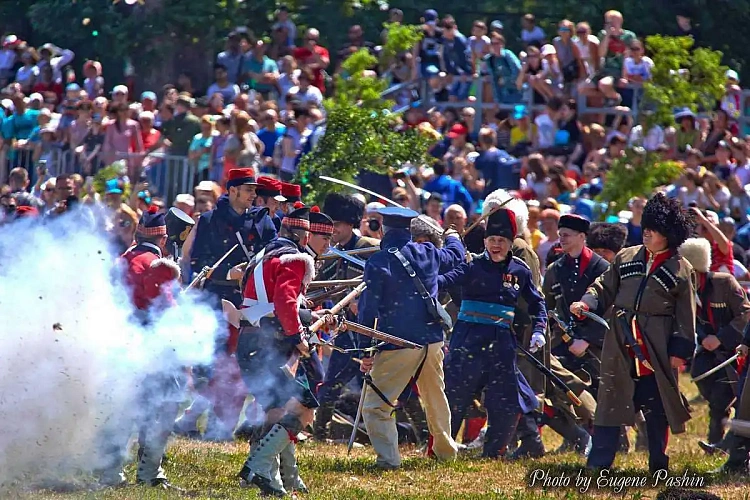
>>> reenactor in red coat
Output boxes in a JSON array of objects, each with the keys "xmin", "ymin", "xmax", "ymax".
[{"xmin": 98, "ymin": 206, "xmax": 183, "ymax": 490}]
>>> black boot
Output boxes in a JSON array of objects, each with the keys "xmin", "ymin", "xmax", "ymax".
[
  {"xmin": 545, "ymin": 414, "xmax": 592, "ymax": 456},
  {"xmin": 507, "ymin": 413, "xmax": 545, "ymax": 459},
  {"xmin": 312, "ymin": 402, "xmax": 335, "ymax": 441}
]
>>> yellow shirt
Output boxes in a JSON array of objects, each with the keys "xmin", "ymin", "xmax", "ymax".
[
  {"xmin": 510, "ymin": 125, "xmax": 536, "ymax": 145},
  {"xmin": 530, "ymin": 229, "xmax": 545, "ymax": 250}
]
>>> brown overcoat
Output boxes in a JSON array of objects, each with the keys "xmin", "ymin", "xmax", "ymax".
[{"xmin": 581, "ymin": 245, "xmax": 697, "ymax": 433}]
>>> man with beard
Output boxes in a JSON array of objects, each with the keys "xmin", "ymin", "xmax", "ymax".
[{"xmin": 571, "ymin": 193, "xmax": 696, "ymax": 474}]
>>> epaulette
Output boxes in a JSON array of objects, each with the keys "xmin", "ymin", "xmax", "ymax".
[{"xmin": 512, "ymin": 255, "xmax": 531, "ymax": 270}]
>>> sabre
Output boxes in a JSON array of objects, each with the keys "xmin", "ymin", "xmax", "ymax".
[
  {"xmin": 320, "ymin": 247, "xmax": 379, "ymax": 260},
  {"xmin": 548, "ymin": 310, "xmax": 602, "ymax": 365},
  {"xmin": 319, "ymin": 175, "xmax": 445, "ymax": 236},
  {"xmin": 461, "ymin": 198, "xmax": 513, "ymax": 237},
  {"xmin": 326, "ymin": 246, "xmax": 367, "ymax": 269},
  {"xmin": 579, "ymin": 310, "xmax": 610, "ymax": 330},
  {"xmin": 691, "ymin": 352, "xmax": 741, "ymax": 382}
]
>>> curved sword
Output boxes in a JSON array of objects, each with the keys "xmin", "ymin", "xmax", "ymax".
[
  {"xmin": 319, "ymin": 175, "xmax": 445, "ymax": 235},
  {"xmin": 580, "ymin": 310, "xmax": 610, "ymax": 330},
  {"xmin": 692, "ymin": 352, "xmax": 741, "ymax": 382}
]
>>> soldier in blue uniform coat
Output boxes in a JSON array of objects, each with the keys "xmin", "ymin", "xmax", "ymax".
[
  {"xmin": 312, "ymin": 193, "xmax": 380, "ymax": 440},
  {"xmin": 176, "ymin": 168, "xmax": 277, "ymax": 439},
  {"xmin": 439, "ymin": 207, "xmax": 548, "ymax": 458},
  {"xmin": 357, "ymin": 207, "xmax": 465, "ymax": 469}
]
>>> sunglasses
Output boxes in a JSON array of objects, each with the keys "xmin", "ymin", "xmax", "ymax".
[{"xmin": 559, "ymin": 27, "xmax": 571, "ymax": 33}]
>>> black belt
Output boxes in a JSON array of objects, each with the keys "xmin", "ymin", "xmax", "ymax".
[{"xmin": 207, "ymin": 279, "xmax": 237, "ymax": 287}]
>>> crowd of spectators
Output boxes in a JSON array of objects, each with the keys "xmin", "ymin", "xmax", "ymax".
[{"xmin": 2, "ymin": 6, "xmax": 750, "ymax": 284}]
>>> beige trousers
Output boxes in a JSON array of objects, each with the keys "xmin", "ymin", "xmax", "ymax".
[{"xmin": 363, "ymin": 342, "xmax": 457, "ymax": 467}]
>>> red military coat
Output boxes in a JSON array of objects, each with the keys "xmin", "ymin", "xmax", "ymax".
[
  {"xmin": 121, "ymin": 242, "xmax": 181, "ymax": 310},
  {"xmin": 241, "ymin": 245, "xmax": 315, "ymax": 337}
]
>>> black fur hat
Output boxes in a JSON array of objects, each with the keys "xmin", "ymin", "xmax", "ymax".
[
  {"xmin": 641, "ymin": 193, "xmax": 694, "ymax": 250},
  {"xmin": 587, "ymin": 222, "xmax": 628, "ymax": 253},
  {"xmin": 323, "ymin": 192, "xmax": 364, "ymax": 226}
]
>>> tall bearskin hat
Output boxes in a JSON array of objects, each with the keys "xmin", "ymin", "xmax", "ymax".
[
  {"xmin": 641, "ymin": 192, "xmax": 694, "ymax": 250},
  {"xmin": 678, "ymin": 237, "xmax": 712, "ymax": 273},
  {"xmin": 485, "ymin": 207, "xmax": 517, "ymax": 241},
  {"xmin": 323, "ymin": 192, "xmax": 365, "ymax": 226},
  {"xmin": 587, "ymin": 223, "xmax": 627, "ymax": 254},
  {"xmin": 482, "ymin": 189, "xmax": 527, "ymax": 236}
]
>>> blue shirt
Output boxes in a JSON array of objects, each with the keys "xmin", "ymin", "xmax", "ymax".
[
  {"xmin": 243, "ymin": 56, "xmax": 279, "ymax": 92},
  {"xmin": 422, "ymin": 175, "xmax": 473, "ymax": 213},
  {"xmin": 257, "ymin": 124, "xmax": 286, "ymax": 159},
  {"xmin": 358, "ymin": 230, "xmax": 465, "ymax": 349},
  {"xmin": 474, "ymin": 147, "xmax": 520, "ymax": 196},
  {"xmin": 2, "ymin": 109, "xmax": 40, "ymax": 141},
  {"xmin": 443, "ymin": 33, "xmax": 471, "ymax": 76}
]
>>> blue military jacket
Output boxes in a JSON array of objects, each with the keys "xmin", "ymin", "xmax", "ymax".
[
  {"xmin": 190, "ymin": 194, "xmax": 277, "ymax": 300},
  {"xmin": 358, "ymin": 229, "xmax": 465, "ymax": 349},
  {"xmin": 438, "ymin": 251, "xmax": 547, "ymax": 346}
]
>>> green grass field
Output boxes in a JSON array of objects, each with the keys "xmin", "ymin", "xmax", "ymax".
[{"xmin": 9, "ymin": 375, "xmax": 750, "ymax": 500}]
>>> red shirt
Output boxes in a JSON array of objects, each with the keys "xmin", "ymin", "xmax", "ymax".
[
  {"xmin": 710, "ymin": 240, "xmax": 734, "ymax": 274},
  {"xmin": 292, "ymin": 45, "xmax": 330, "ymax": 93},
  {"xmin": 141, "ymin": 128, "xmax": 162, "ymax": 151},
  {"xmin": 32, "ymin": 82, "xmax": 64, "ymax": 105}
]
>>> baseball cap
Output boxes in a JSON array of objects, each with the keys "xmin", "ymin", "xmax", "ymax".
[
  {"xmin": 423, "ymin": 9, "xmax": 438, "ymax": 22},
  {"xmin": 490, "ymin": 20, "xmax": 504, "ymax": 31},
  {"xmin": 66, "ymin": 83, "xmax": 81, "ymax": 92},
  {"xmin": 726, "ymin": 69, "xmax": 740, "ymax": 83},
  {"xmin": 112, "ymin": 84, "xmax": 128, "ymax": 95},
  {"xmin": 141, "ymin": 91, "xmax": 157, "ymax": 101},
  {"xmin": 105, "ymin": 179, "xmax": 123, "ymax": 195}
]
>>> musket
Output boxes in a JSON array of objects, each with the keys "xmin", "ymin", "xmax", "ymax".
[
  {"xmin": 282, "ymin": 283, "xmax": 367, "ymax": 378},
  {"xmin": 349, "ymin": 318, "xmax": 378, "ymax": 455},
  {"xmin": 517, "ymin": 344, "xmax": 582, "ymax": 407},
  {"xmin": 319, "ymin": 247, "xmax": 379, "ymax": 260},
  {"xmin": 307, "ymin": 287, "xmax": 349, "ymax": 307},
  {"xmin": 185, "ymin": 244, "xmax": 239, "ymax": 291},
  {"xmin": 333, "ymin": 318, "xmax": 423, "ymax": 350},
  {"xmin": 326, "ymin": 246, "xmax": 367, "ymax": 269},
  {"xmin": 308, "ymin": 278, "xmax": 363, "ymax": 289}
]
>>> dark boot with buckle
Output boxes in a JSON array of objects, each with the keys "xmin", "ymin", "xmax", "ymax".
[
  {"xmin": 507, "ymin": 413, "xmax": 544, "ymax": 459},
  {"xmin": 239, "ymin": 419, "xmax": 304, "ymax": 497}
]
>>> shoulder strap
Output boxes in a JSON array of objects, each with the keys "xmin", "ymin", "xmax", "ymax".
[{"xmin": 389, "ymin": 247, "xmax": 442, "ymax": 323}]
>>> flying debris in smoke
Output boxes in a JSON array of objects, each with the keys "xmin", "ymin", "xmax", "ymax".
[{"xmin": 0, "ymin": 214, "xmax": 220, "ymax": 489}]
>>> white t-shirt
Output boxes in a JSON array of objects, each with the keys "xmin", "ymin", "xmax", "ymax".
[
  {"xmin": 677, "ymin": 186, "xmax": 709, "ymax": 207},
  {"xmin": 288, "ymin": 85, "xmax": 323, "ymax": 108},
  {"xmin": 628, "ymin": 124, "xmax": 664, "ymax": 151},
  {"xmin": 573, "ymin": 35, "xmax": 599, "ymax": 76},
  {"xmin": 733, "ymin": 161, "xmax": 750, "ymax": 186},
  {"xmin": 624, "ymin": 56, "xmax": 654, "ymax": 81},
  {"xmin": 534, "ymin": 113, "xmax": 556, "ymax": 148}
]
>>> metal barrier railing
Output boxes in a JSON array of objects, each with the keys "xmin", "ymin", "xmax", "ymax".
[{"xmin": 2, "ymin": 147, "xmax": 193, "ymax": 207}]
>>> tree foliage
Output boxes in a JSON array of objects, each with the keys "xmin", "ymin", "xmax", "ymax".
[
  {"xmin": 642, "ymin": 35, "xmax": 726, "ymax": 127},
  {"xmin": 295, "ymin": 24, "xmax": 430, "ymax": 205},
  {"xmin": 597, "ymin": 150, "xmax": 683, "ymax": 216}
]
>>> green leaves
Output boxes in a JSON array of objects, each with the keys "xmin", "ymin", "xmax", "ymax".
[
  {"xmin": 596, "ymin": 150, "xmax": 683, "ymax": 215},
  {"xmin": 642, "ymin": 35, "xmax": 727, "ymax": 128},
  {"xmin": 295, "ymin": 23, "xmax": 429, "ymax": 205}
]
